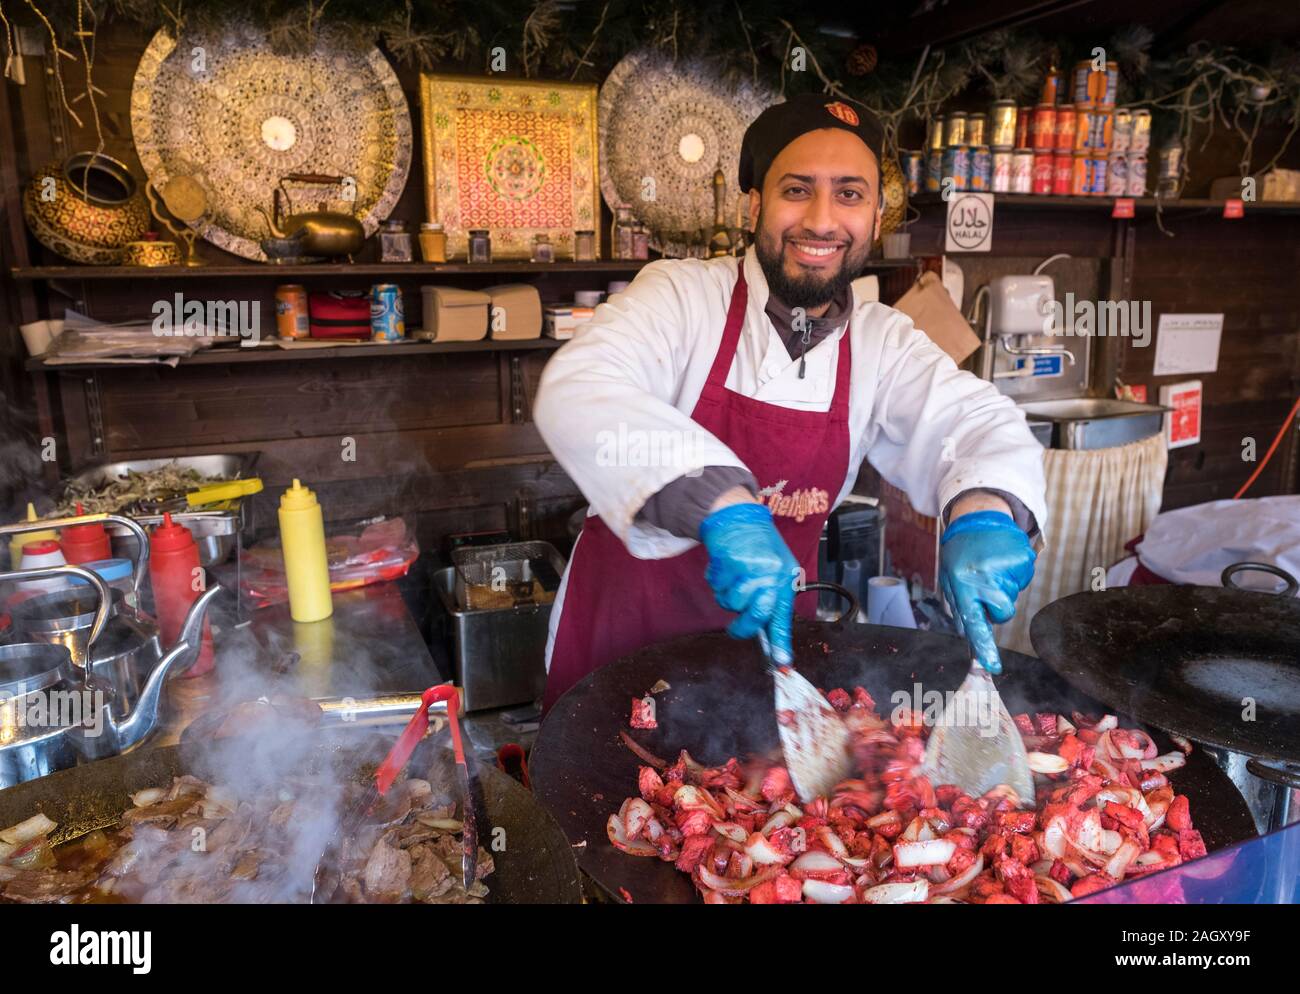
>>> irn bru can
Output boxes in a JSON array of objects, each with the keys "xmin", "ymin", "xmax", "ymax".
[
  {"xmin": 1089, "ymin": 109, "xmax": 1114, "ymax": 152},
  {"xmin": 903, "ymin": 151, "xmax": 924, "ymax": 195},
  {"xmin": 1089, "ymin": 156, "xmax": 1108, "ymax": 195},
  {"xmin": 369, "ymin": 284, "xmax": 405, "ymax": 342}
]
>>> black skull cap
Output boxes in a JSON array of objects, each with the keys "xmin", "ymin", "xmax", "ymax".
[{"xmin": 739, "ymin": 93, "xmax": 884, "ymax": 194}]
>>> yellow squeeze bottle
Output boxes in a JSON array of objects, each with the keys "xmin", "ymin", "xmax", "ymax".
[
  {"xmin": 9, "ymin": 503, "xmax": 59, "ymax": 569},
  {"xmin": 278, "ymin": 479, "xmax": 333, "ymax": 622}
]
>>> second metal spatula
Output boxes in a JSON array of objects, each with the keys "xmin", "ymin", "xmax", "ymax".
[
  {"xmin": 759, "ymin": 632, "xmax": 852, "ymax": 803},
  {"xmin": 921, "ymin": 657, "xmax": 1035, "ymax": 805}
]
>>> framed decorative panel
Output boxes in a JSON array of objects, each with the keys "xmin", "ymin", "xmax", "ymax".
[{"xmin": 420, "ymin": 74, "xmax": 601, "ymax": 261}]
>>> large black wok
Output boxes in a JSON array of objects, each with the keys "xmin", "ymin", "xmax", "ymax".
[
  {"xmin": 0, "ymin": 728, "xmax": 582, "ymax": 904},
  {"xmin": 531, "ymin": 618, "xmax": 1257, "ymax": 904}
]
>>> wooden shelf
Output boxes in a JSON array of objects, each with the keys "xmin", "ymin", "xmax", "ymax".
[
  {"xmin": 11, "ymin": 256, "xmax": 924, "ymax": 282},
  {"xmin": 25, "ymin": 336, "xmax": 565, "ymax": 372},
  {"xmin": 911, "ymin": 193, "xmax": 1300, "ymax": 214},
  {"xmin": 10, "ymin": 260, "xmax": 653, "ymax": 281}
]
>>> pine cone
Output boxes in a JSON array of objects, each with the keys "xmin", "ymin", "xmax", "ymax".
[{"xmin": 846, "ymin": 43, "xmax": 877, "ymax": 76}]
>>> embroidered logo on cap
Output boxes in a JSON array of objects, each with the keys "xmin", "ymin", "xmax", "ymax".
[{"xmin": 824, "ymin": 101, "xmax": 860, "ymax": 126}]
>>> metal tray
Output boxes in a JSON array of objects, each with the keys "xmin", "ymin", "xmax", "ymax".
[{"xmin": 65, "ymin": 453, "xmax": 259, "ymax": 566}]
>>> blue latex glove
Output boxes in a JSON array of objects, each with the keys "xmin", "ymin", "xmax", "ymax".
[
  {"xmin": 938, "ymin": 510, "xmax": 1037, "ymax": 675},
  {"xmin": 698, "ymin": 502, "xmax": 798, "ymax": 664}
]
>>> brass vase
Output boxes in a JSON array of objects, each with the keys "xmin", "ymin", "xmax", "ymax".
[{"xmin": 22, "ymin": 153, "xmax": 150, "ymax": 265}]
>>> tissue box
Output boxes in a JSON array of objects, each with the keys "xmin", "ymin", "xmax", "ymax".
[
  {"xmin": 543, "ymin": 305, "xmax": 595, "ymax": 340},
  {"xmin": 483, "ymin": 284, "xmax": 542, "ymax": 340},
  {"xmin": 418, "ymin": 286, "xmax": 490, "ymax": 341}
]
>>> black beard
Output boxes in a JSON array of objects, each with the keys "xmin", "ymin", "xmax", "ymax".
[{"xmin": 754, "ymin": 217, "xmax": 871, "ymax": 311}]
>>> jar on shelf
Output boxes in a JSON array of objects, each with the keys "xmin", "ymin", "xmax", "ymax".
[
  {"xmin": 631, "ymin": 224, "xmax": 650, "ymax": 260},
  {"xmin": 531, "ymin": 233, "xmax": 555, "ymax": 263},
  {"xmin": 468, "ymin": 228, "xmax": 492, "ymax": 264},
  {"xmin": 574, "ymin": 229, "xmax": 596, "ymax": 261},
  {"xmin": 612, "ymin": 206, "xmax": 635, "ymax": 260},
  {"xmin": 379, "ymin": 219, "xmax": 413, "ymax": 263},
  {"xmin": 419, "ymin": 222, "xmax": 447, "ymax": 263}
]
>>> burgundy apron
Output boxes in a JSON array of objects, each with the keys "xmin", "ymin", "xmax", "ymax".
[{"xmin": 543, "ymin": 270, "xmax": 853, "ymax": 711}]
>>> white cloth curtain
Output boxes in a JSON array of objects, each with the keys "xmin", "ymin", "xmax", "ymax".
[{"xmin": 997, "ymin": 432, "xmax": 1169, "ymax": 656}]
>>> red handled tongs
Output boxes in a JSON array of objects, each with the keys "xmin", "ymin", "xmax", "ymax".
[{"xmin": 311, "ymin": 684, "xmax": 483, "ymax": 901}]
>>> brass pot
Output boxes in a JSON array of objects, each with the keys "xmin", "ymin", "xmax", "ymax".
[
  {"xmin": 121, "ymin": 235, "xmax": 182, "ymax": 267},
  {"xmin": 22, "ymin": 153, "xmax": 150, "ymax": 265}
]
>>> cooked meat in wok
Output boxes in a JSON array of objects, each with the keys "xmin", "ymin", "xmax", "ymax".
[
  {"xmin": 609, "ymin": 687, "xmax": 1206, "ymax": 904},
  {"xmin": 0, "ymin": 773, "xmax": 493, "ymax": 904}
]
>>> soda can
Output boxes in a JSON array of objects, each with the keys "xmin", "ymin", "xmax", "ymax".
[
  {"xmin": 1040, "ymin": 70, "xmax": 1064, "ymax": 106},
  {"xmin": 969, "ymin": 146, "xmax": 992, "ymax": 191},
  {"xmin": 1015, "ymin": 107, "xmax": 1033, "ymax": 149},
  {"xmin": 1053, "ymin": 153, "xmax": 1073, "ymax": 195},
  {"xmin": 1054, "ymin": 104, "xmax": 1076, "ymax": 150},
  {"xmin": 1069, "ymin": 153, "xmax": 1089, "ymax": 196},
  {"xmin": 1013, "ymin": 150, "xmax": 1035, "ymax": 193},
  {"xmin": 1098, "ymin": 61, "xmax": 1119, "ymax": 107},
  {"xmin": 370, "ymin": 283, "xmax": 405, "ymax": 342},
  {"xmin": 925, "ymin": 149, "xmax": 943, "ymax": 192},
  {"xmin": 967, "ymin": 113, "xmax": 988, "ymax": 148},
  {"xmin": 1112, "ymin": 108, "xmax": 1133, "ymax": 152},
  {"xmin": 943, "ymin": 112, "xmax": 968, "ymax": 147},
  {"xmin": 1127, "ymin": 154, "xmax": 1147, "ymax": 196},
  {"xmin": 990, "ymin": 101, "xmax": 1017, "ymax": 149},
  {"xmin": 1031, "ymin": 105, "xmax": 1057, "ymax": 150},
  {"xmin": 1033, "ymin": 153, "xmax": 1056, "ymax": 194},
  {"xmin": 943, "ymin": 145, "xmax": 970, "ymax": 190},
  {"xmin": 1130, "ymin": 109, "xmax": 1152, "ymax": 154},
  {"xmin": 1106, "ymin": 153, "xmax": 1128, "ymax": 196},
  {"xmin": 275, "ymin": 284, "xmax": 309, "ymax": 339},
  {"xmin": 903, "ymin": 151, "xmax": 924, "ymax": 196},
  {"xmin": 1072, "ymin": 61, "xmax": 1095, "ymax": 107},
  {"xmin": 1089, "ymin": 156, "xmax": 1108, "ymax": 196},
  {"xmin": 928, "ymin": 116, "xmax": 946, "ymax": 151},
  {"xmin": 1088, "ymin": 109, "xmax": 1113, "ymax": 152},
  {"xmin": 992, "ymin": 150, "xmax": 1013, "ymax": 192}
]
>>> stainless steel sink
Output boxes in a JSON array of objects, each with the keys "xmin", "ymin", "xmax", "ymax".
[{"xmin": 1018, "ymin": 398, "xmax": 1168, "ymax": 450}]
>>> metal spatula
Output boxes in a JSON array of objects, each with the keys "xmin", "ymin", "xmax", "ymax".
[
  {"xmin": 921, "ymin": 655, "xmax": 1035, "ymax": 806},
  {"xmin": 759, "ymin": 631, "xmax": 852, "ymax": 803}
]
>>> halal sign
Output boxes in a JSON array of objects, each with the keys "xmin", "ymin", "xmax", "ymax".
[{"xmin": 944, "ymin": 193, "xmax": 994, "ymax": 253}]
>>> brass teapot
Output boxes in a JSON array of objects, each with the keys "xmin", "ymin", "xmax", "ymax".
[{"xmin": 256, "ymin": 172, "xmax": 365, "ymax": 258}]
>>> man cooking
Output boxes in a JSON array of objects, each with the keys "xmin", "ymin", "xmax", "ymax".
[{"xmin": 535, "ymin": 93, "xmax": 1046, "ymax": 711}]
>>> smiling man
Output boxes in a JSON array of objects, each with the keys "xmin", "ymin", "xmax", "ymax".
[{"xmin": 535, "ymin": 93, "xmax": 1047, "ymax": 710}]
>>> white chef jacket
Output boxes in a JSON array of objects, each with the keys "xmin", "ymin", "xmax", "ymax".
[{"xmin": 534, "ymin": 248, "xmax": 1049, "ymax": 564}]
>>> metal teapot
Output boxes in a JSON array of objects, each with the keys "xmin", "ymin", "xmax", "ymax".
[
  {"xmin": 0, "ymin": 563, "xmax": 222, "ymax": 785},
  {"xmin": 255, "ymin": 172, "xmax": 365, "ymax": 258},
  {"xmin": 1, "ymin": 514, "xmax": 216, "ymax": 720}
]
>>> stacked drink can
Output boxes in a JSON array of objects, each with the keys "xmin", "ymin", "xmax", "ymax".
[{"xmin": 927, "ymin": 85, "xmax": 1150, "ymax": 199}]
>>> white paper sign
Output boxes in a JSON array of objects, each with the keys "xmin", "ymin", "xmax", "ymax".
[
  {"xmin": 1152, "ymin": 313, "xmax": 1223, "ymax": 376},
  {"xmin": 944, "ymin": 193, "xmax": 994, "ymax": 253}
]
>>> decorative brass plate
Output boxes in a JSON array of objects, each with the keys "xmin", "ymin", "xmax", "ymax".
[{"xmin": 131, "ymin": 21, "xmax": 411, "ymax": 262}]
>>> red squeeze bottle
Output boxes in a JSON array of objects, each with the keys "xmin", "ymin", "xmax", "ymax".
[
  {"xmin": 149, "ymin": 513, "xmax": 214, "ymax": 677},
  {"xmin": 61, "ymin": 502, "xmax": 113, "ymax": 564}
]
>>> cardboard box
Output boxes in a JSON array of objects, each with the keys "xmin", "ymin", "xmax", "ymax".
[
  {"xmin": 418, "ymin": 286, "xmax": 490, "ymax": 341},
  {"xmin": 483, "ymin": 284, "xmax": 542, "ymax": 340}
]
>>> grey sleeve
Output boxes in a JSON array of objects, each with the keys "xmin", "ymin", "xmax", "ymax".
[
  {"xmin": 942, "ymin": 488, "xmax": 1040, "ymax": 539},
  {"xmin": 635, "ymin": 466, "xmax": 760, "ymax": 539}
]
